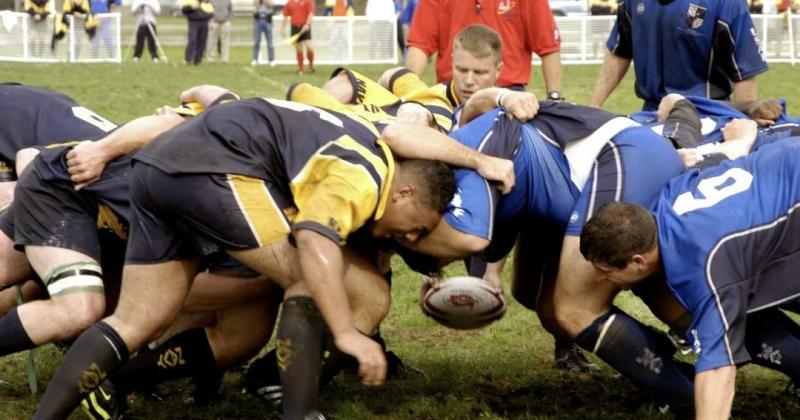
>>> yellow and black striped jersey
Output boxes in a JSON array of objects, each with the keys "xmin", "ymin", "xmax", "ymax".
[{"xmin": 135, "ymin": 97, "xmax": 395, "ymax": 244}]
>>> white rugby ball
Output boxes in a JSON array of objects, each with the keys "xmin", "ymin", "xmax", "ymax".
[{"xmin": 422, "ymin": 276, "xmax": 506, "ymax": 330}]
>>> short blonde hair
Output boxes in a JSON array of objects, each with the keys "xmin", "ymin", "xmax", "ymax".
[{"xmin": 452, "ymin": 24, "xmax": 503, "ymax": 64}]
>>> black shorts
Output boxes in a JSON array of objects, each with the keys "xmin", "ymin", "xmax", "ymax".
[
  {"xmin": 125, "ymin": 163, "xmax": 294, "ymax": 264},
  {"xmin": 291, "ymin": 24, "xmax": 311, "ymax": 42},
  {"xmin": 6, "ymin": 168, "xmax": 126, "ymax": 262}
]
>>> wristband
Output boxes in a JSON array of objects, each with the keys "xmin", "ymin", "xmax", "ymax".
[
  {"xmin": 547, "ymin": 91, "xmax": 564, "ymax": 101},
  {"xmin": 495, "ymin": 89, "xmax": 511, "ymax": 108}
]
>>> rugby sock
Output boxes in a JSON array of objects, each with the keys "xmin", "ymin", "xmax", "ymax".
[
  {"xmin": 296, "ymin": 52, "xmax": 304, "ymax": 71},
  {"xmin": 277, "ymin": 296, "xmax": 325, "ymax": 420},
  {"xmin": 0, "ymin": 307, "xmax": 36, "ymax": 356},
  {"xmin": 33, "ymin": 321, "xmax": 129, "ymax": 420},
  {"xmin": 745, "ymin": 308, "xmax": 800, "ymax": 380},
  {"xmin": 307, "ymin": 50, "xmax": 314, "ymax": 69},
  {"xmin": 575, "ymin": 308, "xmax": 694, "ymax": 417},
  {"xmin": 112, "ymin": 328, "xmax": 218, "ymax": 396}
]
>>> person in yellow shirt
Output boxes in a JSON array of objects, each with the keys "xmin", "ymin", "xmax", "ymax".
[{"xmin": 24, "ymin": 0, "xmax": 51, "ymax": 57}]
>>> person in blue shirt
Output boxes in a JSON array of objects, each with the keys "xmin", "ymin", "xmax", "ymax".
[
  {"xmin": 580, "ymin": 139, "xmax": 800, "ymax": 420},
  {"xmin": 89, "ymin": 0, "xmax": 119, "ymax": 58},
  {"xmin": 590, "ymin": 0, "xmax": 768, "ymax": 111}
]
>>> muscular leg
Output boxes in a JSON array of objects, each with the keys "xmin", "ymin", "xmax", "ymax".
[{"xmin": 555, "ymin": 236, "xmax": 694, "ymax": 414}]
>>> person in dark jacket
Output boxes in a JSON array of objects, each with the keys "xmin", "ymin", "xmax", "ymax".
[{"xmin": 180, "ymin": 0, "xmax": 214, "ymax": 64}]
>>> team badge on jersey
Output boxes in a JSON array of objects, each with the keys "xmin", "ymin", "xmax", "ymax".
[{"xmin": 686, "ymin": 4, "xmax": 707, "ymax": 29}]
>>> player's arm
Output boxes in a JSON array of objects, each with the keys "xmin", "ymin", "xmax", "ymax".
[
  {"xmin": 66, "ymin": 113, "xmax": 185, "ymax": 190},
  {"xmin": 294, "ymin": 228, "xmax": 387, "ymax": 386},
  {"xmin": 403, "ymin": 221, "xmax": 489, "ymax": 259},
  {"xmin": 732, "ymin": 78, "xmax": 758, "ymax": 104},
  {"xmin": 180, "ymin": 84, "xmax": 240, "ymax": 109},
  {"xmin": 405, "ymin": 47, "xmax": 430, "ymax": 76},
  {"xmin": 540, "ymin": 51, "xmax": 563, "ymax": 96},
  {"xmin": 381, "ymin": 121, "xmax": 515, "ymax": 193},
  {"xmin": 589, "ymin": 51, "xmax": 631, "ymax": 109},
  {"xmin": 459, "ymin": 88, "xmax": 539, "ymax": 126},
  {"xmin": 695, "ymin": 365, "xmax": 736, "ymax": 420},
  {"xmin": 731, "ymin": 97, "xmax": 781, "ymax": 126}
]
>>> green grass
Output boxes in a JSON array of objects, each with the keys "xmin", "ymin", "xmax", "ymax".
[{"xmin": 0, "ymin": 61, "xmax": 799, "ymax": 419}]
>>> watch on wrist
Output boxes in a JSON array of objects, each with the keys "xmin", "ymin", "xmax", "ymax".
[{"xmin": 547, "ymin": 91, "xmax": 564, "ymax": 101}]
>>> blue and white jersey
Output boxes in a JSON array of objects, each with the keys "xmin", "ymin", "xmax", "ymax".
[
  {"xmin": 608, "ymin": 0, "xmax": 768, "ymax": 110},
  {"xmin": 654, "ymin": 140, "xmax": 800, "ymax": 372},
  {"xmin": 631, "ymin": 96, "xmax": 748, "ymax": 144},
  {"xmin": 444, "ymin": 101, "xmax": 682, "ymax": 240}
]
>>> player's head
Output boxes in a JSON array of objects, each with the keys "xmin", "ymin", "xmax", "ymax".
[
  {"xmin": 580, "ymin": 202, "xmax": 659, "ymax": 289},
  {"xmin": 451, "ymin": 24, "xmax": 503, "ymax": 103},
  {"xmin": 370, "ymin": 159, "xmax": 455, "ymax": 243}
]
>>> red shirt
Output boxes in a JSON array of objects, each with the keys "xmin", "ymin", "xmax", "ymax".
[
  {"xmin": 283, "ymin": 0, "xmax": 314, "ymax": 26},
  {"xmin": 407, "ymin": 0, "xmax": 561, "ymax": 87}
]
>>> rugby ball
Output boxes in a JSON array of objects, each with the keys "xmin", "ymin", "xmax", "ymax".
[{"xmin": 422, "ymin": 276, "xmax": 506, "ymax": 330}]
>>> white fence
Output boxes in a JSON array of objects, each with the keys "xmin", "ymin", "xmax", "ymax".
[
  {"xmin": 0, "ymin": 12, "xmax": 797, "ymax": 65},
  {"xmin": 0, "ymin": 11, "xmax": 121, "ymax": 62}
]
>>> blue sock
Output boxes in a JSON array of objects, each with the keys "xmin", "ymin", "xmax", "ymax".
[
  {"xmin": 575, "ymin": 307, "xmax": 694, "ymax": 416},
  {"xmin": 746, "ymin": 308, "xmax": 800, "ymax": 380}
]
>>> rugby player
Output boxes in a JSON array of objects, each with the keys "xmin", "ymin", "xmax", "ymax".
[
  {"xmin": 32, "ymin": 88, "xmax": 516, "ymax": 419},
  {"xmin": 581, "ymin": 139, "xmax": 800, "ymax": 419}
]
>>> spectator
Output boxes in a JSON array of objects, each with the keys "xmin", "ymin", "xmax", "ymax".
[
  {"xmin": 131, "ymin": 0, "xmax": 160, "ymax": 63},
  {"xmin": 55, "ymin": 0, "xmax": 98, "ymax": 55},
  {"xmin": 406, "ymin": 0, "xmax": 562, "ymax": 98},
  {"xmin": 206, "ymin": 0, "xmax": 232, "ymax": 63},
  {"xmin": 590, "ymin": 0, "xmax": 617, "ymax": 15},
  {"xmin": 281, "ymin": 0, "xmax": 315, "ymax": 75},
  {"xmin": 24, "ymin": 0, "xmax": 51, "ymax": 57},
  {"xmin": 590, "ymin": 0, "xmax": 768, "ymax": 111},
  {"xmin": 180, "ymin": 0, "xmax": 214, "ymax": 65},
  {"xmin": 89, "ymin": 0, "xmax": 119, "ymax": 58},
  {"xmin": 750, "ymin": 0, "xmax": 764, "ymax": 13},
  {"xmin": 252, "ymin": 0, "xmax": 275, "ymax": 66}
]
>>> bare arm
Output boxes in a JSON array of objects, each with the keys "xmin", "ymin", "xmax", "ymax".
[
  {"xmin": 589, "ymin": 51, "xmax": 631, "ymax": 108},
  {"xmin": 540, "ymin": 51, "xmax": 563, "ymax": 94},
  {"xmin": 732, "ymin": 77, "xmax": 758, "ymax": 104},
  {"xmin": 403, "ymin": 220, "xmax": 489, "ymax": 260},
  {"xmin": 695, "ymin": 365, "xmax": 736, "ymax": 420},
  {"xmin": 294, "ymin": 229, "xmax": 387, "ymax": 385},
  {"xmin": 460, "ymin": 88, "xmax": 539, "ymax": 126},
  {"xmin": 66, "ymin": 113, "xmax": 185, "ymax": 190},
  {"xmin": 405, "ymin": 46, "xmax": 429, "ymax": 76},
  {"xmin": 381, "ymin": 122, "xmax": 515, "ymax": 193}
]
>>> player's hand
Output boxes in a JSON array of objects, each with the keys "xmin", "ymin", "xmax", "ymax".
[
  {"xmin": 676, "ymin": 148, "xmax": 701, "ymax": 169},
  {"xmin": 66, "ymin": 140, "xmax": 109, "ymax": 190},
  {"xmin": 476, "ymin": 155, "xmax": 515, "ymax": 194},
  {"xmin": 419, "ymin": 274, "xmax": 441, "ymax": 314},
  {"xmin": 396, "ymin": 102, "xmax": 434, "ymax": 128},
  {"xmin": 744, "ymin": 98, "xmax": 781, "ymax": 126},
  {"xmin": 656, "ymin": 93, "xmax": 687, "ymax": 122},
  {"xmin": 482, "ymin": 270, "xmax": 502, "ymax": 292},
  {"xmin": 334, "ymin": 330, "xmax": 387, "ymax": 386},
  {"xmin": 721, "ymin": 118, "xmax": 758, "ymax": 142},
  {"xmin": 500, "ymin": 91, "xmax": 539, "ymax": 121}
]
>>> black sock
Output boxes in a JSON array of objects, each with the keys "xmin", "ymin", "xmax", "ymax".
[
  {"xmin": 0, "ymin": 307, "xmax": 36, "ymax": 356},
  {"xmin": 277, "ymin": 296, "xmax": 325, "ymax": 420},
  {"xmin": 575, "ymin": 308, "xmax": 694, "ymax": 416},
  {"xmin": 746, "ymin": 308, "xmax": 800, "ymax": 380},
  {"xmin": 113, "ymin": 328, "xmax": 217, "ymax": 394},
  {"xmin": 33, "ymin": 321, "xmax": 129, "ymax": 419}
]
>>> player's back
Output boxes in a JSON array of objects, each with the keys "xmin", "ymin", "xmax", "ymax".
[
  {"xmin": 656, "ymin": 139, "xmax": 800, "ymax": 311},
  {"xmin": 0, "ymin": 83, "xmax": 115, "ymax": 166}
]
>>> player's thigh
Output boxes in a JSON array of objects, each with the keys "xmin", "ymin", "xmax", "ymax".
[
  {"xmin": 341, "ymin": 246, "xmax": 390, "ymax": 332},
  {"xmin": 208, "ymin": 296, "xmax": 279, "ymax": 366},
  {"xmin": 511, "ymin": 222, "xmax": 561, "ymax": 310}
]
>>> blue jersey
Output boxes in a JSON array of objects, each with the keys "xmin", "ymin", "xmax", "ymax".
[
  {"xmin": 653, "ymin": 140, "xmax": 800, "ymax": 372},
  {"xmin": 608, "ymin": 0, "xmax": 768, "ymax": 110},
  {"xmin": 631, "ymin": 96, "xmax": 747, "ymax": 144},
  {"xmin": 445, "ymin": 102, "xmax": 684, "ymax": 240},
  {"xmin": 0, "ymin": 83, "xmax": 115, "ymax": 179}
]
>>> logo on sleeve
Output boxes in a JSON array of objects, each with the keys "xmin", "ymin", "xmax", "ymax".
[
  {"xmin": 686, "ymin": 4, "xmax": 707, "ymax": 29},
  {"xmin": 450, "ymin": 190, "xmax": 465, "ymax": 218},
  {"xmin": 690, "ymin": 328, "xmax": 702, "ymax": 355}
]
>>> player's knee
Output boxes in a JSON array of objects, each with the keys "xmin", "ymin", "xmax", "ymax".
[
  {"xmin": 352, "ymin": 284, "xmax": 390, "ymax": 333},
  {"xmin": 53, "ymin": 293, "xmax": 106, "ymax": 339}
]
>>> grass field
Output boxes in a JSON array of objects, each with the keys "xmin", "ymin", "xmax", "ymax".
[{"xmin": 0, "ymin": 59, "xmax": 799, "ymax": 419}]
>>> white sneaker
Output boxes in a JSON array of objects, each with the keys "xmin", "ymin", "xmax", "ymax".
[
  {"xmin": 152, "ymin": 58, "xmax": 159, "ymax": 63},
  {"xmin": 251, "ymin": 60, "xmax": 258, "ymax": 66},
  {"xmin": 269, "ymin": 61, "xmax": 276, "ymax": 67},
  {"xmin": 133, "ymin": 57, "xmax": 140, "ymax": 63}
]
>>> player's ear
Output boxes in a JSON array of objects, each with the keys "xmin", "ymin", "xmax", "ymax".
[
  {"xmin": 495, "ymin": 60, "xmax": 504, "ymax": 75},
  {"xmin": 393, "ymin": 184, "xmax": 417, "ymax": 201}
]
